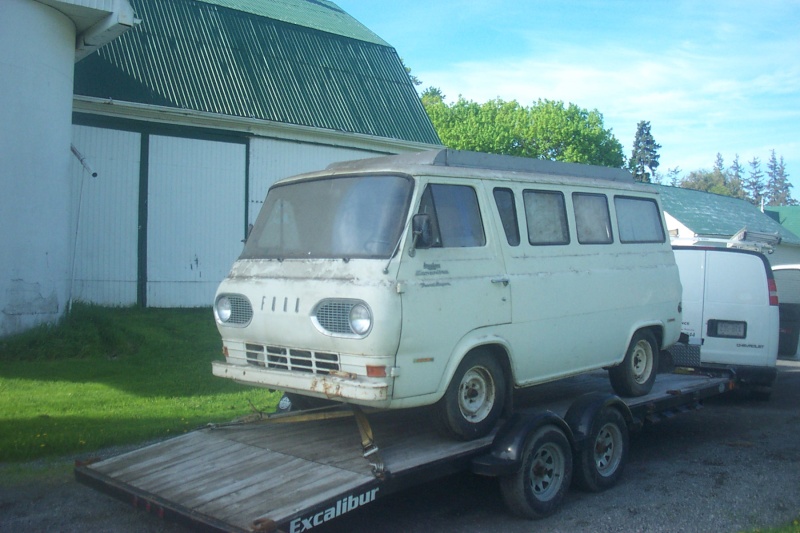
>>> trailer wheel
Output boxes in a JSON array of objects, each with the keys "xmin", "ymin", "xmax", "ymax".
[
  {"xmin": 499, "ymin": 425, "xmax": 573, "ymax": 519},
  {"xmin": 435, "ymin": 350, "xmax": 506, "ymax": 440},
  {"xmin": 609, "ymin": 330, "xmax": 658, "ymax": 397},
  {"xmin": 573, "ymin": 407, "xmax": 628, "ymax": 492}
]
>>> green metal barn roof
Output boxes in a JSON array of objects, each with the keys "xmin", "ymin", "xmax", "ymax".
[{"xmin": 73, "ymin": 0, "xmax": 440, "ymax": 144}]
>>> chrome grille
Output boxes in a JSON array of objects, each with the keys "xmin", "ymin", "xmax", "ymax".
[
  {"xmin": 315, "ymin": 300, "xmax": 356, "ymax": 335},
  {"xmin": 245, "ymin": 344, "xmax": 340, "ymax": 374},
  {"xmin": 226, "ymin": 294, "xmax": 253, "ymax": 326}
]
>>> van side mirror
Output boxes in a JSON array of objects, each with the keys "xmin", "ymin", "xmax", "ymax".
[{"xmin": 410, "ymin": 214, "xmax": 433, "ymax": 256}]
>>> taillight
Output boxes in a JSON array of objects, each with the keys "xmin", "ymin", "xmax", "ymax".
[{"xmin": 768, "ymin": 278, "xmax": 779, "ymax": 306}]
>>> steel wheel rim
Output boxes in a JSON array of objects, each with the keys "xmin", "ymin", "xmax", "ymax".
[
  {"xmin": 594, "ymin": 422, "xmax": 623, "ymax": 476},
  {"xmin": 458, "ymin": 365, "xmax": 495, "ymax": 422},
  {"xmin": 631, "ymin": 339, "xmax": 653, "ymax": 384},
  {"xmin": 529, "ymin": 443, "xmax": 566, "ymax": 501}
]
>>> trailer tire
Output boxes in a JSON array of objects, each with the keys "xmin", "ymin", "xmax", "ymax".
[
  {"xmin": 435, "ymin": 350, "xmax": 506, "ymax": 441},
  {"xmin": 573, "ymin": 407, "xmax": 628, "ymax": 492},
  {"xmin": 609, "ymin": 329, "xmax": 659, "ymax": 397},
  {"xmin": 499, "ymin": 425, "xmax": 573, "ymax": 519}
]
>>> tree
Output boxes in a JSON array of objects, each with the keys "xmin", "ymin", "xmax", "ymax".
[
  {"xmin": 765, "ymin": 149, "xmax": 794, "ymax": 206},
  {"xmin": 666, "ymin": 167, "xmax": 681, "ymax": 187},
  {"xmin": 728, "ymin": 154, "xmax": 746, "ymax": 200},
  {"xmin": 420, "ymin": 96, "xmax": 624, "ymax": 167},
  {"xmin": 745, "ymin": 157, "xmax": 765, "ymax": 207},
  {"xmin": 680, "ymin": 170, "xmax": 729, "ymax": 195},
  {"xmin": 628, "ymin": 121, "xmax": 661, "ymax": 183}
]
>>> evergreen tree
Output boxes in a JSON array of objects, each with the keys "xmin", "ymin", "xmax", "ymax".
[
  {"xmin": 666, "ymin": 167, "xmax": 681, "ymax": 187},
  {"xmin": 766, "ymin": 150, "xmax": 795, "ymax": 206},
  {"xmin": 728, "ymin": 154, "xmax": 746, "ymax": 200},
  {"xmin": 628, "ymin": 121, "xmax": 661, "ymax": 183},
  {"xmin": 745, "ymin": 157, "xmax": 765, "ymax": 207}
]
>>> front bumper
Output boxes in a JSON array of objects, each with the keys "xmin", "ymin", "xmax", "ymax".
[{"xmin": 211, "ymin": 361, "xmax": 391, "ymax": 405}]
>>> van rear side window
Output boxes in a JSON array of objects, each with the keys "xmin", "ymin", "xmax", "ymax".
[
  {"xmin": 573, "ymin": 193, "xmax": 613, "ymax": 244},
  {"xmin": 419, "ymin": 184, "xmax": 486, "ymax": 247},
  {"xmin": 614, "ymin": 196, "xmax": 666, "ymax": 243},
  {"xmin": 523, "ymin": 190, "xmax": 569, "ymax": 245}
]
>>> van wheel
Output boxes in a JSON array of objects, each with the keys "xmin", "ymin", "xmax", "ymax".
[
  {"xmin": 609, "ymin": 330, "xmax": 658, "ymax": 397},
  {"xmin": 573, "ymin": 407, "xmax": 628, "ymax": 492},
  {"xmin": 499, "ymin": 425, "xmax": 573, "ymax": 519},
  {"xmin": 434, "ymin": 350, "xmax": 506, "ymax": 440}
]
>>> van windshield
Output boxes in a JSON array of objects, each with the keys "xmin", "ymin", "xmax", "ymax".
[{"xmin": 241, "ymin": 175, "xmax": 414, "ymax": 260}]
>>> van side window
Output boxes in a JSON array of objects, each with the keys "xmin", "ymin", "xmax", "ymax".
[
  {"xmin": 418, "ymin": 184, "xmax": 486, "ymax": 247},
  {"xmin": 523, "ymin": 190, "xmax": 569, "ymax": 245},
  {"xmin": 573, "ymin": 192, "xmax": 613, "ymax": 244},
  {"xmin": 493, "ymin": 188, "xmax": 520, "ymax": 246},
  {"xmin": 614, "ymin": 196, "xmax": 666, "ymax": 243}
]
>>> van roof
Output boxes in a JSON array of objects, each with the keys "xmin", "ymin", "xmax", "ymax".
[{"xmin": 326, "ymin": 149, "xmax": 634, "ymax": 182}]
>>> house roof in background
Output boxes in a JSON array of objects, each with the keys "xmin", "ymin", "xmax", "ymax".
[
  {"xmin": 765, "ymin": 206, "xmax": 800, "ymax": 239},
  {"xmin": 73, "ymin": 0, "xmax": 440, "ymax": 145},
  {"xmin": 655, "ymin": 185, "xmax": 800, "ymax": 245}
]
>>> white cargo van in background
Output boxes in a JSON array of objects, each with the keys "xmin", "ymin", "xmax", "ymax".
[
  {"xmin": 670, "ymin": 246, "xmax": 779, "ymax": 397},
  {"xmin": 213, "ymin": 149, "xmax": 683, "ymax": 440},
  {"xmin": 771, "ymin": 264, "xmax": 800, "ymax": 359}
]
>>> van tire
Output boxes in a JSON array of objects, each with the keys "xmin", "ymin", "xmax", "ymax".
[
  {"xmin": 609, "ymin": 330, "xmax": 658, "ymax": 397},
  {"xmin": 434, "ymin": 350, "xmax": 506, "ymax": 441}
]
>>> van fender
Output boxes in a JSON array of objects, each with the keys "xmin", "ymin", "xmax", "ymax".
[
  {"xmin": 620, "ymin": 322, "xmax": 665, "ymax": 363},
  {"xmin": 563, "ymin": 392, "xmax": 635, "ymax": 448},
  {"xmin": 433, "ymin": 331, "xmax": 515, "ymax": 403},
  {"xmin": 471, "ymin": 410, "xmax": 574, "ymax": 477}
]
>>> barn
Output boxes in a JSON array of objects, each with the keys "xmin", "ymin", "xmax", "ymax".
[{"xmin": 1, "ymin": 0, "xmax": 440, "ymax": 336}]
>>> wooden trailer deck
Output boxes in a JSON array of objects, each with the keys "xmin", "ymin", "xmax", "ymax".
[{"xmin": 75, "ymin": 370, "xmax": 733, "ymax": 532}]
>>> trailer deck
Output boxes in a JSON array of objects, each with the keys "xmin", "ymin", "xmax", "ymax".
[{"xmin": 75, "ymin": 370, "xmax": 733, "ymax": 532}]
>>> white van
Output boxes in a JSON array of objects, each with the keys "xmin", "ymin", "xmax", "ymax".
[
  {"xmin": 670, "ymin": 246, "xmax": 779, "ymax": 396},
  {"xmin": 212, "ymin": 149, "xmax": 682, "ymax": 439}
]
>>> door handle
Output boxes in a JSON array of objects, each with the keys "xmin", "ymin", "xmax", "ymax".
[{"xmin": 491, "ymin": 276, "xmax": 510, "ymax": 286}]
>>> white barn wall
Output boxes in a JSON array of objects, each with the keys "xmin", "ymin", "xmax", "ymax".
[
  {"xmin": 0, "ymin": 0, "xmax": 75, "ymax": 336},
  {"xmin": 70, "ymin": 125, "xmax": 141, "ymax": 306},
  {"xmin": 146, "ymin": 135, "xmax": 246, "ymax": 307},
  {"xmin": 248, "ymin": 139, "xmax": 380, "ymax": 226}
]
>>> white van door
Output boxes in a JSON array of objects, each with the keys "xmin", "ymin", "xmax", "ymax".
[
  {"xmin": 393, "ymin": 180, "xmax": 511, "ymax": 400},
  {"xmin": 701, "ymin": 250, "xmax": 778, "ymax": 366},
  {"xmin": 674, "ymin": 249, "xmax": 706, "ymax": 348}
]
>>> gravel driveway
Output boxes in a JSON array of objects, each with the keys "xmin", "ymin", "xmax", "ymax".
[{"xmin": 2, "ymin": 360, "xmax": 799, "ymax": 533}]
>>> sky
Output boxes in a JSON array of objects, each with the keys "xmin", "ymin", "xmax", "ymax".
[{"xmin": 336, "ymin": 0, "xmax": 800, "ymax": 190}]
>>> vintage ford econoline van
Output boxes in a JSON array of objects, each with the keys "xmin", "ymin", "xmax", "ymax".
[{"xmin": 213, "ymin": 150, "xmax": 682, "ymax": 439}]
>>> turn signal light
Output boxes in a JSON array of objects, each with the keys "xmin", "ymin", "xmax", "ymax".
[{"xmin": 366, "ymin": 365, "xmax": 386, "ymax": 377}]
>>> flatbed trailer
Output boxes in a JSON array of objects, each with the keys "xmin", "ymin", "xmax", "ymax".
[{"xmin": 75, "ymin": 369, "xmax": 735, "ymax": 532}]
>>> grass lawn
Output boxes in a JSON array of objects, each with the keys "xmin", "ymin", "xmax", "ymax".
[{"xmin": 0, "ymin": 304, "xmax": 280, "ymax": 462}]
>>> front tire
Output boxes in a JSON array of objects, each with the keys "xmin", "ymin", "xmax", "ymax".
[
  {"xmin": 609, "ymin": 330, "xmax": 659, "ymax": 397},
  {"xmin": 499, "ymin": 426, "xmax": 573, "ymax": 519},
  {"xmin": 434, "ymin": 350, "xmax": 506, "ymax": 440},
  {"xmin": 573, "ymin": 407, "xmax": 629, "ymax": 492}
]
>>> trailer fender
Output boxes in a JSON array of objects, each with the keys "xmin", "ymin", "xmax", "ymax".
[
  {"xmin": 471, "ymin": 410, "xmax": 573, "ymax": 477},
  {"xmin": 563, "ymin": 392, "xmax": 633, "ymax": 450}
]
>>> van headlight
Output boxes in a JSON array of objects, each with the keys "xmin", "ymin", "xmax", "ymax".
[
  {"xmin": 214, "ymin": 294, "xmax": 252, "ymax": 326},
  {"xmin": 313, "ymin": 299, "xmax": 373, "ymax": 338},
  {"xmin": 349, "ymin": 303, "xmax": 372, "ymax": 335},
  {"xmin": 216, "ymin": 295, "xmax": 232, "ymax": 322}
]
